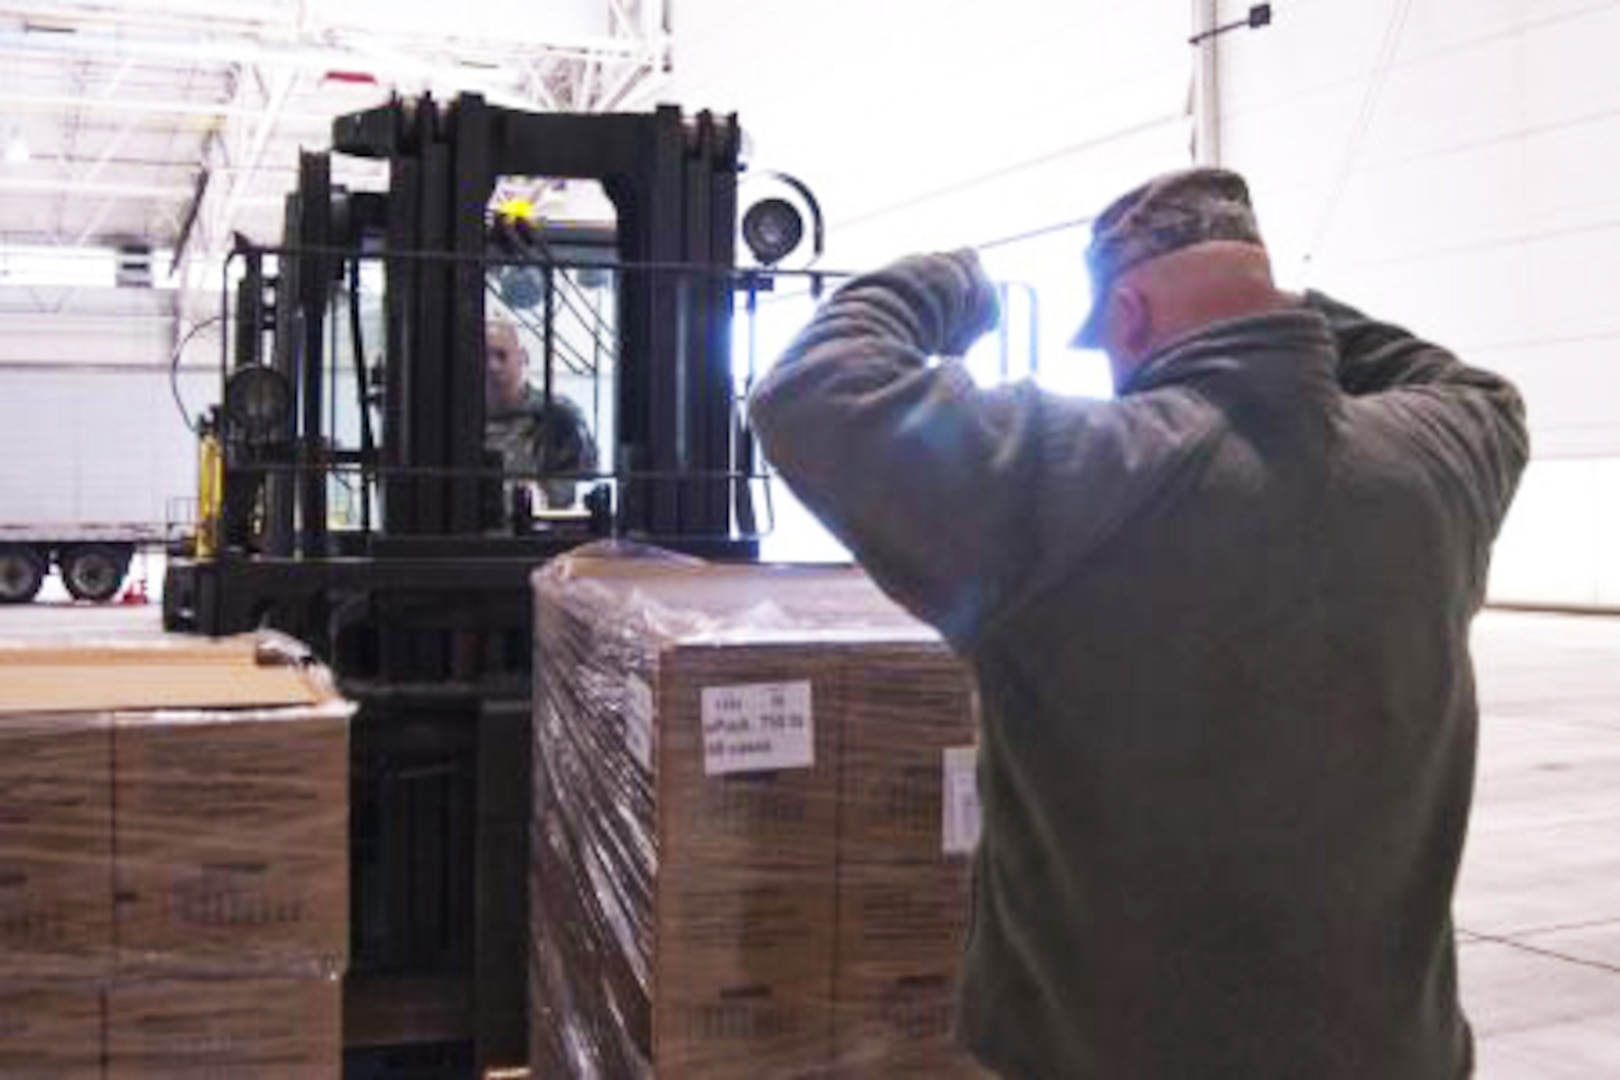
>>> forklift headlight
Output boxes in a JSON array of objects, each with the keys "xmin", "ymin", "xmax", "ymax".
[
  {"xmin": 224, "ymin": 366, "xmax": 293, "ymax": 439},
  {"xmin": 741, "ymin": 197, "xmax": 805, "ymax": 267}
]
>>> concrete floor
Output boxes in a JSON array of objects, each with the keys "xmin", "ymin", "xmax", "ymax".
[
  {"xmin": 3, "ymin": 600, "xmax": 1618, "ymax": 1075},
  {"xmin": 1463, "ymin": 612, "xmax": 1620, "ymax": 1077}
]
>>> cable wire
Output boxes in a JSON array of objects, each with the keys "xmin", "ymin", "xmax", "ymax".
[
  {"xmin": 977, "ymin": 213, "xmax": 1098, "ymax": 253},
  {"xmin": 168, "ymin": 315, "xmax": 223, "ymax": 435},
  {"xmin": 1302, "ymin": 0, "xmax": 1416, "ymax": 276}
]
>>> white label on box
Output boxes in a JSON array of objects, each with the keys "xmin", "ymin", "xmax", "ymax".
[
  {"xmin": 942, "ymin": 745, "xmax": 981, "ymax": 855},
  {"xmin": 700, "ymin": 681, "xmax": 814, "ymax": 776},
  {"xmin": 624, "ymin": 675, "xmax": 655, "ymax": 772}
]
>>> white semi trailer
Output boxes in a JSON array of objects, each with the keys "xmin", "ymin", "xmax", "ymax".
[{"xmin": 0, "ymin": 366, "xmax": 205, "ymax": 603}]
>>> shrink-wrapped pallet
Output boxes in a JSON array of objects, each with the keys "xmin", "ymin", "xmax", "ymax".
[{"xmin": 532, "ymin": 544, "xmax": 985, "ymax": 1079}]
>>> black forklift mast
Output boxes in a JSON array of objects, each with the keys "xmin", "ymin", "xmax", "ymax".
[
  {"xmin": 164, "ymin": 93, "xmax": 762, "ymax": 1077},
  {"xmin": 340, "ymin": 94, "xmax": 744, "ymax": 547}
]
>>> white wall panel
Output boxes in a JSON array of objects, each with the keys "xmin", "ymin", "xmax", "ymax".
[
  {"xmin": 0, "ymin": 284, "xmax": 179, "ymax": 367},
  {"xmin": 1489, "ymin": 459, "xmax": 1620, "ymax": 609},
  {"xmin": 1523, "ymin": 4, "xmax": 1620, "ymax": 122},
  {"xmin": 1218, "ymin": 0, "xmax": 1620, "ymax": 607},
  {"xmin": 1601, "ymin": 470, "xmax": 1620, "ymax": 608},
  {"xmin": 1488, "ymin": 461, "xmax": 1601, "ymax": 608},
  {"xmin": 0, "ymin": 319, "xmax": 177, "ymax": 367},
  {"xmin": 1474, "ymin": 340, "xmax": 1620, "ymax": 460},
  {"xmin": 669, "ymin": 0, "xmax": 1193, "ymax": 266},
  {"xmin": 1216, "ymin": 0, "xmax": 1608, "ymax": 116},
  {"xmin": 1525, "ymin": 112, "xmax": 1620, "ymax": 235}
]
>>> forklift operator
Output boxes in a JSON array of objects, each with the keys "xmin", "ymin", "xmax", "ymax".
[
  {"xmin": 485, "ymin": 318, "xmax": 597, "ymax": 510},
  {"xmin": 749, "ymin": 168, "xmax": 1527, "ymax": 1079}
]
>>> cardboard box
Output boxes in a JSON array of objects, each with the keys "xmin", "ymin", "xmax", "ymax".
[
  {"xmin": 0, "ymin": 980, "xmax": 104, "ymax": 1079},
  {"xmin": 656, "ymin": 642, "xmax": 846, "ymax": 871},
  {"xmin": 533, "ymin": 558, "xmax": 869, "ymax": 1077},
  {"xmin": 0, "ymin": 976, "xmax": 346, "ymax": 1080},
  {"xmin": 533, "ymin": 550, "xmax": 984, "ymax": 1078},
  {"xmin": 533, "ymin": 747, "xmax": 835, "ymax": 1079},
  {"xmin": 834, "ymin": 650, "xmax": 979, "ymax": 1077},
  {"xmin": 653, "ymin": 863, "xmax": 836, "ymax": 1078},
  {"xmin": 832, "ymin": 861, "xmax": 981, "ymax": 1077},
  {"xmin": 114, "ymin": 708, "xmax": 349, "ymax": 976},
  {"xmin": 655, "ymin": 979, "xmax": 833, "ymax": 1080},
  {"xmin": 835, "ymin": 860, "xmax": 970, "ymax": 976},
  {"xmin": 0, "ymin": 716, "xmax": 113, "ymax": 977},
  {"xmin": 840, "ymin": 647, "xmax": 978, "ymax": 865},
  {"xmin": 829, "ymin": 970, "xmax": 983, "ymax": 1079},
  {"xmin": 0, "ymin": 633, "xmax": 352, "ymax": 979},
  {"xmin": 106, "ymin": 975, "xmax": 341, "ymax": 1078}
]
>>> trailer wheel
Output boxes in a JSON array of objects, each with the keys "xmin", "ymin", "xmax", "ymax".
[
  {"xmin": 0, "ymin": 545, "xmax": 46, "ymax": 604},
  {"xmin": 61, "ymin": 544, "xmax": 128, "ymax": 603}
]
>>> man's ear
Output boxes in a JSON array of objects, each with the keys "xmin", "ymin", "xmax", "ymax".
[{"xmin": 1113, "ymin": 285, "xmax": 1153, "ymax": 358}]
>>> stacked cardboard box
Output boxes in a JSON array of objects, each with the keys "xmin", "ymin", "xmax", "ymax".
[
  {"xmin": 531, "ymin": 546, "xmax": 985, "ymax": 1078},
  {"xmin": 834, "ymin": 650, "xmax": 981, "ymax": 1078},
  {"xmin": 114, "ymin": 701, "xmax": 348, "ymax": 976},
  {"xmin": 0, "ymin": 981, "xmax": 104, "ymax": 1080},
  {"xmin": 0, "ymin": 711, "xmax": 113, "ymax": 978},
  {"xmin": 0, "ymin": 633, "xmax": 351, "ymax": 1078},
  {"xmin": 106, "ymin": 975, "xmax": 342, "ymax": 1078}
]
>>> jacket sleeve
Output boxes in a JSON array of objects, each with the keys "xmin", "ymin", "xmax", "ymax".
[
  {"xmin": 1304, "ymin": 290, "xmax": 1529, "ymax": 541},
  {"xmin": 748, "ymin": 251, "xmax": 1214, "ymax": 646}
]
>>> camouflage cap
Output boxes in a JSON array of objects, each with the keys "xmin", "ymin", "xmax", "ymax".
[{"xmin": 1072, "ymin": 167, "xmax": 1264, "ymax": 348}]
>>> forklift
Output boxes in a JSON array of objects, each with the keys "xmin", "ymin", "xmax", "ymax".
[{"xmin": 163, "ymin": 92, "xmax": 827, "ymax": 1077}]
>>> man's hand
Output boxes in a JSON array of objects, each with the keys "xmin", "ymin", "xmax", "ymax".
[
  {"xmin": 941, "ymin": 249, "xmax": 1002, "ymax": 356},
  {"xmin": 882, "ymin": 249, "xmax": 1002, "ymax": 357}
]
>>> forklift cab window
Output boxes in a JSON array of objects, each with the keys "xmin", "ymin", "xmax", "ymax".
[
  {"xmin": 483, "ymin": 184, "xmax": 616, "ymax": 518},
  {"xmin": 484, "ymin": 318, "xmax": 598, "ymax": 511}
]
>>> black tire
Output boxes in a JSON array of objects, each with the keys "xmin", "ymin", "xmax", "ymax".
[
  {"xmin": 61, "ymin": 544, "xmax": 128, "ymax": 603},
  {"xmin": 0, "ymin": 545, "xmax": 46, "ymax": 604}
]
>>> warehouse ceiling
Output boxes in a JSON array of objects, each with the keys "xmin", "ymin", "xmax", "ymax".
[{"xmin": 0, "ymin": 0, "xmax": 671, "ymax": 286}]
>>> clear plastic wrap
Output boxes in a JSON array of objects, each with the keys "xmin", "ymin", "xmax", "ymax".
[
  {"xmin": 532, "ymin": 543, "xmax": 985, "ymax": 1078},
  {"xmin": 0, "ymin": 631, "xmax": 350, "ymax": 1077}
]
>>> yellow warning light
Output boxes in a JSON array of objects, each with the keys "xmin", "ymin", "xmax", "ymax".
[{"xmin": 496, "ymin": 197, "xmax": 538, "ymax": 224}]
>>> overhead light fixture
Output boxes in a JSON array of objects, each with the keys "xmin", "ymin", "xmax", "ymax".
[{"xmin": 4, "ymin": 129, "xmax": 30, "ymax": 165}]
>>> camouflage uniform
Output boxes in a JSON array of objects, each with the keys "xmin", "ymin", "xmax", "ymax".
[{"xmin": 486, "ymin": 386, "xmax": 597, "ymax": 509}]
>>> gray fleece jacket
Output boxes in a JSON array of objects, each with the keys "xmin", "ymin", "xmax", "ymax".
[{"xmin": 748, "ymin": 252, "xmax": 1528, "ymax": 1080}]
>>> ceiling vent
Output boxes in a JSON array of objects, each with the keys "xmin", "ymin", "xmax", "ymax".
[{"xmin": 116, "ymin": 243, "xmax": 153, "ymax": 288}]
